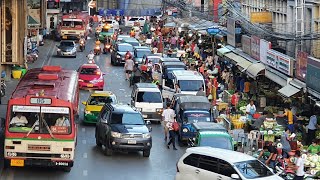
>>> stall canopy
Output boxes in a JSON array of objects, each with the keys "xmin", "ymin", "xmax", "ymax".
[
  {"xmin": 217, "ymin": 47, "xmax": 231, "ymax": 57},
  {"xmin": 225, "ymin": 52, "xmax": 252, "ymax": 71},
  {"xmin": 246, "ymin": 63, "xmax": 265, "ymax": 79},
  {"xmin": 265, "ymin": 67, "xmax": 288, "ymax": 87},
  {"xmin": 278, "ymin": 84, "xmax": 300, "ymax": 98}
]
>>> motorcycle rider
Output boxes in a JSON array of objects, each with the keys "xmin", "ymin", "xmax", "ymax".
[
  {"xmin": 79, "ymin": 36, "xmax": 86, "ymax": 50},
  {"xmin": 95, "ymin": 39, "xmax": 101, "ymax": 54},
  {"xmin": 87, "ymin": 51, "xmax": 95, "ymax": 63}
]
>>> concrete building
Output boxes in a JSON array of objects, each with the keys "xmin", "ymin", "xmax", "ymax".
[{"xmin": 0, "ymin": 0, "xmax": 28, "ymax": 69}]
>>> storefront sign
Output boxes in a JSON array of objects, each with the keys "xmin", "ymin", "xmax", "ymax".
[
  {"xmin": 41, "ymin": 107, "xmax": 69, "ymax": 114},
  {"xmin": 260, "ymin": 39, "xmax": 271, "ymax": 64},
  {"xmin": 250, "ymin": 12, "xmax": 272, "ymax": 23},
  {"xmin": 241, "ymin": 35, "xmax": 251, "ymax": 55},
  {"xmin": 296, "ymin": 51, "xmax": 308, "ymax": 81},
  {"xmin": 251, "ymin": 36, "xmax": 260, "ymax": 60},
  {"xmin": 227, "ymin": 18, "xmax": 236, "ymax": 47},
  {"xmin": 266, "ymin": 49, "xmax": 294, "ymax": 76},
  {"xmin": 306, "ymin": 57, "xmax": 320, "ymax": 93}
]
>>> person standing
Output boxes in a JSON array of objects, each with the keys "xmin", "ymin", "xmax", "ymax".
[
  {"xmin": 274, "ymin": 107, "xmax": 295, "ymax": 133},
  {"xmin": 166, "ymin": 120, "xmax": 177, "ymax": 150},
  {"xmin": 161, "ymin": 103, "xmax": 176, "ymax": 141},
  {"xmin": 124, "ymin": 57, "xmax": 134, "ymax": 81},
  {"xmin": 175, "ymin": 84, "xmax": 181, "ymax": 93},
  {"xmin": 246, "ymin": 100, "xmax": 256, "ymax": 120},
  {"xmin": 293, "ymin": 150, "xmax": 304, "ymax": 180},
  {"xmin": 306, "ymin": 114, "xmax": 318, "ymax": 145},
  {"xmin": 231, "ymin": 90, "xmax": 239, "ymax": 112}
]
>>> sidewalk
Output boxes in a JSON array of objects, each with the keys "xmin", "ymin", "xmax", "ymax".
[{"xmin": 0, "ymin": 40, "xmax": 54, "ymax": 174}]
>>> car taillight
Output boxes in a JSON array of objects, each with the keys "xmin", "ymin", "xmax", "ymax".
[{"xmin": 176, "ymin": 162, "xmax": 180, "ymax": 172}]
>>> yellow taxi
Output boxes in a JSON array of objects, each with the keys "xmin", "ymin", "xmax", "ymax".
[{"xmin": 82, "ymin": 91, "xmax": 117, "ymax": 124}]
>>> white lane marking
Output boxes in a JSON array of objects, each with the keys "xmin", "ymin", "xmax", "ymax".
[
  {"xmin": 46, "ymin": 43, "xmax": 56, "ymax": 65},
  {"xmin": 83, "ymin": 170, "xmax": 88, "ymax": 176},
  {"xmin": 82, "ymin": 128, "xmax": 86, "ymax": 132},
  {"xmin": 119, "ymin": 89, "xmax": 125, "ymax": 91},
  {"xmin": 41, "ymin": 40, "xmax": 55, "ymax": 67},
  {"xmin": 82, "ymin": 140, "xmax": 87, "ymax": 144},
  {"xmin": 83, "ymin": 153, "xmax": 88, "ymax": 159}
]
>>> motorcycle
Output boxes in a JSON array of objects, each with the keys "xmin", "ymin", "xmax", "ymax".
[
  {"xmin": 79, "ymin": 40, "xmax": 85, "ymax": 52},
  {"xmin": 94, "ymin": 45, "xmax": 101, "ymax": 55},
  {"xmin": 26, "ymin": 52, "xmax": 38, "ymax": 63},
  {"xmin": 103, "ymin": 44, "xmax": 111, "ymax": 54},
  {"xmin": 1, "ymin": 80, "xmax": 6, "ymax": 97}
]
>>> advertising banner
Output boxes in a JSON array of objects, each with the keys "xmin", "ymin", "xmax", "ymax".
[
  {"xmin": 266, "ymin": 49, "xmax": 294, "ymax": 76},
  {"xmin": 241, "ymin": 35, "xmax": 251, "ymax": 55},
  {"xmin": 260, "ymin": 39, "xmax": 271, "ymax": 64},
  {"xmin": 251, "ymin": 36, "xmax": 260, "ymax": 60},
  {"xmin": 306, "ymin": 57, "xmax": 320, "ymax": 93},
  {"xmin": 227, "ymin": 18, "xmax": 236, "ymax": 47},
  {"xmin": 250, "ymin": 12, "xmax": 272, "ymax": 23},
  {"xmin": 296, "ymin": 51, "xmax": 308, "ymax": 81}
]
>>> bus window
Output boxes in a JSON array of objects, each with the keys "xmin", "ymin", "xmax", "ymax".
[
  {"xmin": 62, "ymin": 21, "xmax": 72, "ymax": 27},
  {"xmin": 74, "ymin": 21, "xmax": 83, "ymax": 28}
]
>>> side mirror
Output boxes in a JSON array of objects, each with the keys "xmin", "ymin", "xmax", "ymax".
[
  {"xmin": 231, "ymin": 174, "xmax": 240, "ymax": 179},
  {"xmin": 82, "ymin": 101, "xmax": 87, "ymax": 105}
]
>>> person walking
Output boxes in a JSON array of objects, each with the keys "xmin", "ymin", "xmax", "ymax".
[
  {"xmin": 293, "ymin": 150, "xmax": 304, "ymax": 180},
  {"xmin": 161, "ymin": 103, "xmax": 176, "ymax": 141},
  {"xmin": 306, "ymin": 114, "xmax": 318, "ymax": 145},
  {"xmin": 124, "ymin": 57, "xmax": 134, "ymax": 81},
  {"xmin": 166, "ymin": 120, "xmax": 177, "ymax": 150}
]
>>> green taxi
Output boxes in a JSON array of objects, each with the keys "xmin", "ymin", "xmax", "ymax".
[
  {"xmin": 82, "ymin": 91, "xmax": 117, "ymax": 124},
  {"xmin": 98, "ymin": 25, "xmax": 115, "ymax": 41}
]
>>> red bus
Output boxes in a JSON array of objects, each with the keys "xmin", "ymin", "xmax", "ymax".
[
  {"xmin": 59, "ymin": 11, "xmax": 90, "ymax": 40},
  {"xmin": 4, "ymin": 66, "xmax": 79, "ymax": 172}
]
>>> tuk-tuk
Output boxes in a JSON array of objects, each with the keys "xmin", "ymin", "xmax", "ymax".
[
  {"xmin": 98, "ymin": 24, "xmax": 115, "ymax": 41},
  {"xmin": 173, "ymin": 95, "xmax": 213, "ymax": 143},
  {"xmin": 161, "ymin": 61, "xmax": 187, "ymax": 100},
  {"xmin": 189, "ymin": 122, "xmax": 234, "ymax": 151}
]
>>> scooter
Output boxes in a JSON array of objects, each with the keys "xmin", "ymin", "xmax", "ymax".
[
  {"xmin": 103, "ymin": 43, "xmax": 111, "ymax": 54},
  {"xmin": 94, "ymin": 45, "xmax": 101, "ymax": 55},
  {"xmin": 26, "ymin": 52, "xmax": 38, "ymax": 63},
  {"xmin": 79, "ymin": 40, "xmax": 85, "ymax": 52}
]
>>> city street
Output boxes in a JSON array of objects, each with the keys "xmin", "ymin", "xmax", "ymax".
[{"xmin": 0, "ymin": 33, "xmax": 185, "ymax": 180}]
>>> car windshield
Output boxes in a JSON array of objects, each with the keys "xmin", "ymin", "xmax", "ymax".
[
  {"xmin": 110, "ymin": 113, "xmax": 144, "ymax": 125},
  {"xmin": 88, "ymin": 96, "xmax": 116, "ymax": 105},
  {"xmin": 137, "ymin": 92, "xmax": 162, "ymax": 103},
  {"xmin": 166, "ymin": 68, "xmax": 184, "ymax": 79},
  {"xmin": 199, "ymin": 136, "xmax": 233, "ymax": 150},
  {"xmin": 102, "ymin": 28, "xmax": 114, "ymax": 33},
  {"xmin": 129, "ymin": 18, "xmax": 139, "ymax": 21},
  {"xmin": 9, "ymin": 105, "xmax": 71, "ymax": 135},
  {"xmin": 118, "ymin": 45, "xmax": 133, "ymax": 52},
  {"xmin": 80, "ymin": 68, "xmax": 100, "ymax": 75},
  {"xmin": 179, "ymin": 80, "xmax": 204, "ymax": 91},
  {"xmin": 235, "ymin": 160, "xmax": 274, "ymax": 179},
  {"xmin": 136, "ymin": 50, "xmax": 151, "ymax": 58},
  {"xmin": 184, "ymin": 112, "xmax": 210, "ymax": 123},
  {"xmin": 147, "ymin": 58, "xmax": 160, "ymax": 64},
  {"xmin": 60, "ymin": 41, "xmax": 74, "ymax": 47},
  {"xmin": 105, "ymin": 21, "xmax": 113, "ymax": 24}
]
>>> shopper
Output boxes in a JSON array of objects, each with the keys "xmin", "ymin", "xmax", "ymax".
[
  {"xmin": 231, "ymin": 90, "xmax": 239, "ymax": 113},
  {"xmin": 246, "ymin": 100, "xmax": 256, "ymax": 120},
  {"xmin": 174, "ymin": 84, "xmax": 181, "ymax": 93},
  {"xmin": 161, "ymin": 103, "xmax": 176, "ymax": 141},
  {"xmin": 166, "ymin": 121, "xmax": 177, "ymax": 150},
  {"xmin": 306, "ymin": 114, "xmax": 318, "ymax": 145},
  {"xmin": 293, "ymin": 150, "xmax": 304, "ymax": 180},
  {"xmin": 124, "ymin": 57, "xmax": 134, "ymax": 81}
]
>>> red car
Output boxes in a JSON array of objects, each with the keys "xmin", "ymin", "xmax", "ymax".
[{"xmin": 78, "ymin": 64, "xmax": 105, "ymax": 90}]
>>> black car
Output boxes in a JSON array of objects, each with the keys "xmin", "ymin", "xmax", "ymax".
[
  {"xmin": 95, "ymin": 104, "xmax": 152, "ymax": 157},
  {"xmin": 56, "ymin": 40, "xmax": 77, "ymax": 58},
  {"xmin": 110, "ymin": 43, "xmax": 134, "ymax": 65}
]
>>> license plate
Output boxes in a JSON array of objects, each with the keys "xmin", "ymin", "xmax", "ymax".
[
  {"xmin": 87, "ymin": 84, "xmax": 93, "ymax": 87},
  {"xmin": 143, "ymin": 115, "xmax": 148, "ymax": 118},
  {"xmin": 62, "ymin": 36, "xmax": 67, "ymax": 39},
  {"xmin": 10, "ymin": 159, "xmax": 24, "ymax": 167},
  {"xmin": 128, "ymin": 140, "xmax": 136, "ymax": 144}
]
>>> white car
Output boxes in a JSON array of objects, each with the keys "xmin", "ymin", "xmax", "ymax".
[
  {"xmin": 176, "ymin": 147, "xmax": 282, "ymax": 180},
  {"xmin": 125, "ymin": 17, "xmax": 146, "ymax": 27},
  {"xmin": 103, "ymin": 19, "xmax": 119, "ymax": 30}
]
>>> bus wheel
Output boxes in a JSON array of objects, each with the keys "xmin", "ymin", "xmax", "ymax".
[{"xmin": 63, "ymin": 167, "xmax": 72, "ymax": 172}]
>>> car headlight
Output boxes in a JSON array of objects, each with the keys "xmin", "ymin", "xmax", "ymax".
[
  {"xmin": 60, "ymin": 154, "xmax": 71, "ymax": 159},
  {"xmin": 156, "ymin": 108, "xmax": 163, "ymax": 112},
  {"xmin": 78, "ymin": 79, "xmax": 84, "ymax": 82},
  {"xmin": 182, "ymin": 128, "xmax": 188, "ymax": 133},
  {"xmin": 57, "ymin": 48, "xmax": 61, "ymax": 52},
  {"xmin": 85, "ymin": 110, "xmax": 91, "ymax": 114},
  {"xmin": 111, "ymin": 131, "xmax": 121, "ymax": 138},
  {"xmin": 117, "ymin": 55, "xmax": 121, "ymax": 58},
  {"xmin": 142, "ymin": 133, "xmax": 151, "ymax": 138},
  {"xmin": 105, "ymin": 45, "xmax": 111, "ymax": 48},
  {"xmin": 7, "ymin": 152, "xmax": 17, "ymax": 157},
  {"xmin": 136, "ymin": 107, "xmax": 142, "ymax": 111},
  {"xmin": 91, "ymin": 79, "xmax": 103, "ymax": 83}
]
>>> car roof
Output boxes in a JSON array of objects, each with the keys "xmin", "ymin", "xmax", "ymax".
[
  {"xmin": 161, "ymin": 58, "xmax": 180, "ymax": 62},
  {"xmin": 134, "ymin": 83, "xmax": 158, "ymax": 88},
  {"xmin": 111, "ymin": 104, "xmax": 139, "ymax": 113},
  {"xmin": 172, "ymin": 70, "xmax": 202, "ymax": 77},
  {"xmin": 122, "ymin": 37, "xmax": 139, "ymax": 42},
  {"xmin": 117, "ymin": 43, "xmax": 133, "ymax": 47},
  {"xmin": 145, "ymin": 55, "xmax": 161, "ymax": 59},
  {"xmin": 91, "ymin": 91, "xmax": 116, "ymax": 97},
  {"xmin": 81, "ymin": 64, "xmax": 99, "ymax": 68},
  {"xmin": 134, "ymin": 46, "xmax": 150, "ymax": 49},
  {"xmin": 185, "ymin": 147, "xmax": 256, "ymax": 163},
  {"xmin": 192, "ymin": 122, "xmax": 227, "ymax": 132},
  {"xmin": 162, "ymin": 61, "xmax": 185, "ymax": 66}
]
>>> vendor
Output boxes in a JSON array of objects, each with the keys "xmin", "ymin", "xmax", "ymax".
[
  {"xmin": 274, "ymin": 106, "xmax": 294, "ymax": 133},
  {"xmin": 307, "ymin": 140, "xmax": 320, "ymax": 154},
  {"xmin": 250, "ymin": 111, "xmax": 268, "ymax": 130},
  {"xmin": 257, "ymin": 143, "xmax": 277, "ymax": 169},
  {"xmin": 280, "ymin": 127, "xmax": 293, "ymax": 155},
  {"xmin": 246, "ymin": 100, "xmax": 256, "ymax": 120}
]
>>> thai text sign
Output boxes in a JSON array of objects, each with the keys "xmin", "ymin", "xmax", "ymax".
[
  {"xmin": 251, "ymin": 36, "xmax": 260, "ymax": 60},
  {"xmin": 266, "ymin": 49, "xmax": 294, "ymax": 76},
  {"xmin": 250, "ymin": 12, "xmax": 272, "ymax": 23},
  {"xmin": 241, "ymin": 35, "xmax": 251, "ymax": 55}
]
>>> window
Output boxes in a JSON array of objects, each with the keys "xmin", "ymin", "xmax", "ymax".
[
  {"xmin": 200, "ymin": 136, "xmax": 233, "ymax": 150},
  {"xmin": 235, "ymin": 160, "xmax": 273, "ymax": 179},
  {"xmin": 136, "ymin": 92, "xmax": 162, "ymax": 103},
  {"xmin": 118, "ymin": 45, "xmax": 133, "ymax": 52},
  {"xmin": 102, "ymin": 110, "xmax": 110, "ymax": 123},
  {"xmin": 80, "ymin": 68, "xmax": 99, "ymax": 75},
  {"xmin": 183, "ymin": 153, "xmax": 200, "ymax": 167},
  {"xmin": 60, "ymin": 41, "xmax": 74, "ymax": 47},
  {"xmin": 184, "ymin": 112, "xmax": 211, "ymax": 123},
  {"xmin": 179, "ymin": 80, "xmax": 204, "ymax": 91},
  {"xmin": 47, "ymin": 1, "xmax": 59, "ymax": 9},
  {"xmin": 136, "ymin": 50, "xmax": 151, "ymax": 58},
  {"xmin": 110, "ymin": 113, "xmax": 144, "ymax": 125},
  {"xmin": 218, "ymin": 160, "xmax": 237, "ymax": 177},
  {"xmin": 198, "ymin": 155, "xmax": 219, "ymax": 173}
]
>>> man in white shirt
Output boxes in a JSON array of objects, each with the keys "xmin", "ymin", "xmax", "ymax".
[
  {"xmin": 162, "ymin": 103, "xmax": 176, "ymax": 141},
  {"xmin": 10, "ymin": 113, "xmax": 28, "ymax": 126},
  {"xmin": 55, "ymin": 116, "xmax": 70, "ymax": 127},
  {"xmin": 294, "ymin": 150, "xmax": 304, "ymax": 180},
  {"xmin": 246, "ymin": 100, "xmax": 256, "ymax": 120}
]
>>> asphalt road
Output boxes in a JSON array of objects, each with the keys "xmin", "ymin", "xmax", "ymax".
[{"xmin": 0, "ymin": 32, "xmax": 186, "ymax": 180}]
